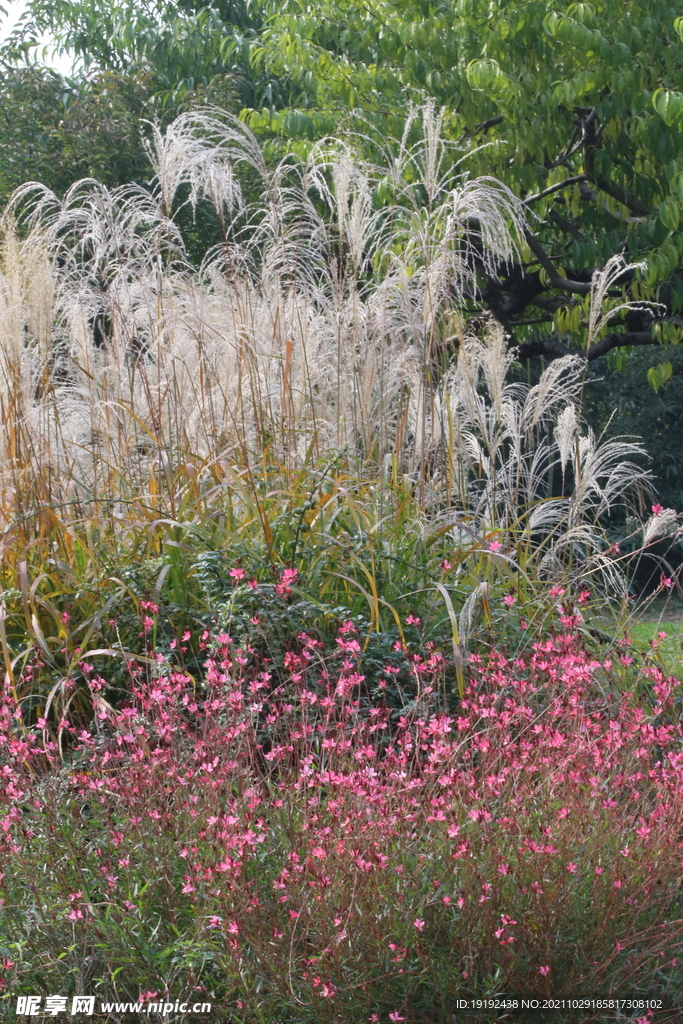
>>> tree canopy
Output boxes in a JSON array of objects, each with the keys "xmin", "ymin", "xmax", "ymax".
[
  {"xmin": 4, "ymin": 0, "xmax": 683, "ymax": 371},
  {"xmin": 248, "ymin": 0, "xmax": 683, "ymax": 367}
]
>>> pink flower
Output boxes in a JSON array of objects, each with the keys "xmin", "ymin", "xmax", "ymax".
[
  {"xmin": 227, "ymin": 921, "xmax": 239, "ymax": 934},
  {"xmin": 652, "ymin": 504, "xmax": 664, "ymax": 515},
  {"xmin": 414, "ymin": 918, "xmax": 425, "ymax": 931},
  {"xmin": 488, "ymin": 540, "xmax": 502, "ymax": 552},
  {"xmin": 441, "ymin": 560, "xmax": 452, "ymax": 570},
  {"xmin": 229, "ymin": 567, "xmax": 246, "ymax": 580},
  {"xmin": 389, "ymin": 1014, "xmax": 405, "ymax": 1022},
  {"xmin": 566, "ymin": 862, "xmax": 578, "ymax": 873},
  {"xmin": 660, "ymin": 575, "xmax": 673, "ymax": 589},
  {"xmin": 503, "ymin": 594, "xmax": 516, "ymax": 607},
  {"xmin": 539, "ymin": 965, "xmax": 551, "ymax": 976},
  {"xmin": 276, "ymin": 567, "xmax": 298, "ymax": 596},
  {"xmin": 405, "ymin": 614, "xmax": 420, "ymax": 625}
]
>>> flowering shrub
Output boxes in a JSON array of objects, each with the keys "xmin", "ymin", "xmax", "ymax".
[{"xmin": 1, "ymin": 621, "xmax": 682, "ymax": 1022}]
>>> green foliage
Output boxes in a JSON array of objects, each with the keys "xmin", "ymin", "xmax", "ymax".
[
  {"xmin": 0, "ymin": 66, "xmax": 156, "ymax": 203},
  {"xmin": 240, "ymin": 0, "xmax": 683, "ymax": 366},
  {"xmin": 4, "ymin": 0, "xmax": 284, "ymax": 109},
  {"xmin": 584, "ymin": 344, "xmax": 683, "ymax": 511}
]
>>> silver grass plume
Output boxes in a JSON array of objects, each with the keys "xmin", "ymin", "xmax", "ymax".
[{"xmin": 0, "ymin": 104, "xmax": 658, "ymax": 596}]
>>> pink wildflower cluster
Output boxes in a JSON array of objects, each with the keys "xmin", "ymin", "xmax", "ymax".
[
  {"xmin": 0, "ymin": 623, "xmax": 681, "ymax": 1017},
  {"xmin": 275, "ymin": 566, "xmax": 298, "ymax": 597}
]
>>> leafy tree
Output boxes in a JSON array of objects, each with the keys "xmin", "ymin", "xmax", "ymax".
[
  {"xmin": 2, "ymin": 0, "xmax": 285, "ymax": 108},
  {"xmin": 0, "ymin": 65, "xmax": 157, "ymax": 202},
  {"xmin": 244, "ymin": 0, "xmax": 683, "ymax": 367}
]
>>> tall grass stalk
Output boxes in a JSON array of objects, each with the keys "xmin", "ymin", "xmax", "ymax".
[{"xmin": 0, "ymin": 104, "xmax": 668, "ymax": 679}]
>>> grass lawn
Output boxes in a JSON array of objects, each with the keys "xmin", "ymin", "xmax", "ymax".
[{"xmin": 619, "ymin": 596, "xmax": 683, "ymax": 681}]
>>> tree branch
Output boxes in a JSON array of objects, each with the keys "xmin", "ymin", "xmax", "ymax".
[
  {"xmin": 585, "ymin": 330, "xmax": 655, "ymax": 361},
  {"xmin": 547, "ymin": 125, "xmax": 583, "ymax": 169},
  {"xmin": 515, "ymin": 336, "xmax": 571, "ymax": 359},
  {"xmin": 523, "ymin": 175, "xmax": 587, "ymax": 205},
  {"xmin": 576, "ymin": 105, "xmax": 651, "ymax": 217},
  {"xmin": 578, "ymin": 179, "xmax": 646, "ymax": 223},
  {"xmin": 511, "ymin": 316, "xmax": 553, "ymax": 325},
  {"xmin": 515, "ymin": 330, "xmax": 657, "ymax": 362},
  {"xmin": 474, "ymin": 114, "xmax": 504, "ymax": 133},
  {"xmin": 523, "ymin": 230, "xmax": 592, "ymax": 294}
]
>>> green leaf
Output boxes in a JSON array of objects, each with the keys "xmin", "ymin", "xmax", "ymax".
[
  {"xmin": 466, "ymin": 58, "xmax": 501, "ymax": 92},
  {"xmin": 465, "ymin": 58, "xmax": 513, "ymax": 101},
  {"xmin": 659, "ymin": 198, "xmax": 680, "ymax": 231},
  {"xmin": 652, "ymin": 89, "xmax": 683, "ymax": 127},
  {"xmin": 647, "ymin": 361, "xmax": 673, "ymax": 393}
]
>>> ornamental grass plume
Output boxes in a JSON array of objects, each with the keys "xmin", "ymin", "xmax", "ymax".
[
  {"xmin": 0, "ymin": 616, "xmax": 682, "ymax": 1021},
  {"xmin": 0, "ymin": 103, "xmax": 525, "ymax": 517},
  {"xmin": 0, "ymin": 105, "xmax": 657, "ymax": 608},
  {"xmin": 424, "ymin": 323, "xmax": 652, "ymax": 594}
]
